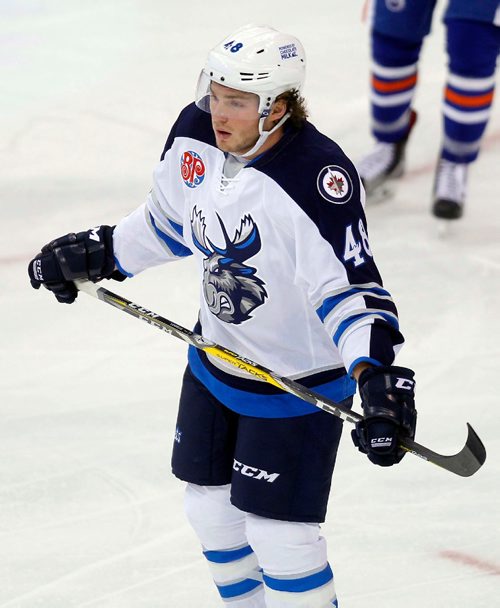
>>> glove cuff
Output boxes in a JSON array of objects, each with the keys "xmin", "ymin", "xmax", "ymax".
[{"xmin": 358, "ymin": 365, "xmax": 415, "ymax": 389}]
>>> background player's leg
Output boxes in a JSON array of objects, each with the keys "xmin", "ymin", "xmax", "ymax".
[
  {"xmin": 357, "ymin": 0, "xmax": 436, "ymax": 196},
  {"xmin": 433, "ymin": 17, "xmax": 500, "ymax": 219}
]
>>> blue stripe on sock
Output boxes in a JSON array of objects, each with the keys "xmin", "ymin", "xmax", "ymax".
[
  {"xmin": 217, "ymin": 578, "xmax": 262, "ymax": 599},
  {"xmin": 263, "ymin": 563, "xmax": 333, "ymax": 593},
  {"xmin": 204, "ymin": 545, "xmax": 254, "ymax": 564}
]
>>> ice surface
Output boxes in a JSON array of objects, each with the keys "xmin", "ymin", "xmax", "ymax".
[{"xmin": 1, "ymin": 1, "xmax": 499, "ymax": 607}]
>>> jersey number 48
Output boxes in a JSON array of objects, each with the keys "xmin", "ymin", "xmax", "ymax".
[{"xmin": 343, "ymin": 220, "xmax": 372, "ymax": 267}]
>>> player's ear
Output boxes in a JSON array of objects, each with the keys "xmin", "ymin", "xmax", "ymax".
[{"xmin": 270, "ymin": 98, "xmax": 287, "ymax": 123}]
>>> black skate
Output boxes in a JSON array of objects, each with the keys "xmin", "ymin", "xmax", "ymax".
[
  {"xmin": 432, "ymin": 159, "xmax": 468, "ymax": 221},
  {"xmin": 357, "ymin": 109, "xmax": 417, "ymax": 202}
]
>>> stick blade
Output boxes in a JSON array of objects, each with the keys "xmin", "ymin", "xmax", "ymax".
[
  {"xmin": 434, "ymin": 423, "xmax": 486, "ymax": 477},
  {"xmin": 402, "ymin": 423, "xmax": 486, "ymax": 477},
  {"xmin": 457, "ymin": 423, "xmax": 487, "ymax": 477}
]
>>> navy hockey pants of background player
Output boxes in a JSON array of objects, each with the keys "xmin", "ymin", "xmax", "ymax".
[{"xmin": 172, "ymin": 367, "xmax": 351, "ymax": 607}]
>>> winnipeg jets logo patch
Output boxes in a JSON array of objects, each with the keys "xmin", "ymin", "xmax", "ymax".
[
  {"xmin": 181, "ymin": 150, "xmax": 206, "ymax": 188},
  {"xmin": 317, "ymin": 165, "xmax": 353, "ymax": 204}
]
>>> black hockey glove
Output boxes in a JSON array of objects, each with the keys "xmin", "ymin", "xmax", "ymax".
[
  {"xmin": 351, "ymin": 366, "xmax": 417, "ymax": 467},
  {"xmin": 28, "ymin": 225, "xmax": 125, "ymax": 304}
]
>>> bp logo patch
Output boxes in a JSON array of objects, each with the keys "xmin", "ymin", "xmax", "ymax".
[
  {"xmin": 317, "ymin": 165, "xmax": 353, "ymax": 204},
  {"xmin": 181, "ymin": 151, "xmax": 206, "ymax": 188}
]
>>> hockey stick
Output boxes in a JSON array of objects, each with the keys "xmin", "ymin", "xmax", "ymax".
[{"xmin": 75, "ymin": 280, "xmax": 486, "ymax": 477}]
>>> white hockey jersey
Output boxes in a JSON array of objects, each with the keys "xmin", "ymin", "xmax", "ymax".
[{"xmin": 113, "ymin": 104, "xmax": 404, "ymax": 418}]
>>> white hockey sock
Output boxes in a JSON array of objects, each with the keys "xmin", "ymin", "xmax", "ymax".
[
  {"xmin": 184, "ymin": 484, "xmax": 265, "ymax": 607},
  {"xmin": 245, "ymin": 514, "xmax": 338, "ymax": 608}
]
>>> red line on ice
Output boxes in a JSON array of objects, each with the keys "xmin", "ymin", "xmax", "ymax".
[
  {"xmin": 1, "ymin": 254, "xmax": 31, "ymax": 265},
  {"xmin": 439, "ymin": 550, "xmax": 500, "ymax": 576},
  {"xmin": 405, "ymin": 128, "xmax": 500, "ymax": 179}
]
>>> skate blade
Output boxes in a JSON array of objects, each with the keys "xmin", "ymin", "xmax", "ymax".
[
  {"xmin": 436, "ymin": 218, "xmax": 458, "ymax": 239},
  {"xmin": 366, "ymin": 182, "xmax": 397, "ymax": 205}
]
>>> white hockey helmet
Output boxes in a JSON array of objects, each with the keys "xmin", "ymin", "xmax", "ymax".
[{"xmin": 196, "ymin": 24, "xmax": 306, "ymax": 118}]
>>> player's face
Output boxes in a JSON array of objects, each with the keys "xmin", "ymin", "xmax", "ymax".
[{"xmin": 209, "ymin": 82, "xmax": 261, "ymax": 156}]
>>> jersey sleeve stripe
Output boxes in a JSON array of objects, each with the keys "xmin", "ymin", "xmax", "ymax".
[
  {"xmin": 339, "ymin": 322, "xmax": 402, "ymax": 375},
  {"xmin": 113, "ymin": 256, "xmax": 134, "ymax": 278},
  {"xmin": 347, "ymin": 356, "xmax": 384, "ymax": 375},
  {"xmin": 148, "ymin": 212, "xmax": 192, "ymax": 258},
  {"xmin": 167, "ymin": 216, "xmax": 184, "ymax": 237},
  {"xmin": 333, "ymin": 311, "xmax": 399, "ymax": 348},
  {"xmin": 315, "ymin": 284, "xmax": 393, "ymax": 323},
  {"xmin": 333, "ymin": 311, "xmax": 399, "ymax": 346},
  {"xmin": 150, "ymin": 188, "xmax": 186, "ymax": 238}
]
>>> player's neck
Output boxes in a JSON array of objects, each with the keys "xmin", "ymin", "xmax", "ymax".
[{"xmin": 243, "ymin": 126, "xmax": 285, "ymax": 160}]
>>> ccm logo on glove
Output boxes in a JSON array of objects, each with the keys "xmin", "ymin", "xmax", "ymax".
[
  {"xmin": 351, "ymin": 365, "xmax": 417, "ymax": 467},
  {"xmin": 395, "ymin": 377, "xmax": 415, "ymax": 390},
  {"xmin": 32, "ymin": 258, "xmax": 44, "ymax": 281},
  {"xmin": 370, "ymin": 437, "xmax": 392, "ymax": 447}
]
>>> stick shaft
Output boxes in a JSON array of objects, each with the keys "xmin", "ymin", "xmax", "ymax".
[
  {"xmin": 75, "ymin": 280, "xmax": 486, "ymax": 477},
  {"xmin": 75, "ymin": 280, "xmax": 360, "ymax": 423}
]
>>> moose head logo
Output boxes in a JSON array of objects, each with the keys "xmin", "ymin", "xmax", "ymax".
[{"xmin": 191, "ymin": 206, "xmax": 268, "ymax": 324}]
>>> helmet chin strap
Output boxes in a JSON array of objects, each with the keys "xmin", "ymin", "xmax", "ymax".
[{"xmin": 241, "ymin": 112, "xmax": 291, "ymax": 159}]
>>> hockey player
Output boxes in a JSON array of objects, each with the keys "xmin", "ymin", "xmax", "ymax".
[
  {"xmin": 28, "ymin": 25, "xmax": 417, "ymax": 608},
  {"xmin": 358, "ymin": 0, "xmax": 500, "ymax": 219}
]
